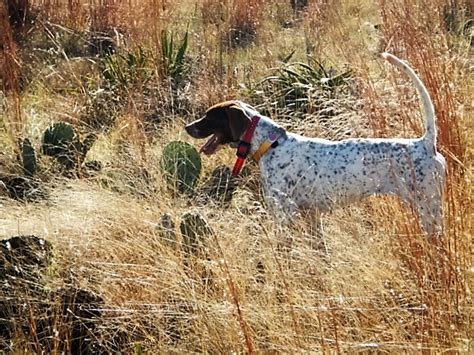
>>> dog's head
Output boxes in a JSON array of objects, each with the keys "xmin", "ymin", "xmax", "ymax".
[{"xmin": 185, "ymin": 101, "xmax": 251, "ymax": 155}]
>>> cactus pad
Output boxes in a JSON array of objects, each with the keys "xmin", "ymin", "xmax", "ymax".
[
  {"xmin": 158, "ymin": 213, "xmax": 177, "ymax": 247},
  {"xmin": 180, "ymin": 212, "xmax": 212, "ymax": 255},
  {"xmin": 160, "ymin": 141, "xmax": 201, "ymax": 194},
  {"xmin": 42, "ymin": 122, "xmax": 76, "ymax": 157},
  {"xmin": 201, "ymin": 165, "xmax": 235, "ymax": 203},
  {"xmin": 21, "ymin": 138, "xmax": 37, "ymax": 177},
  {"xmin": 42, "ymin": 122, "xmax": 77, "ymax": 169}
]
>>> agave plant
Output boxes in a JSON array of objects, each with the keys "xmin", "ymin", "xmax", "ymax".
[
  {"xmin": 102, "ymin": 46, "xmax": 152, "ymax": 91},
  {"xmin": 256, "ymin": 56, "xmax": 352, "ymax": 113}
]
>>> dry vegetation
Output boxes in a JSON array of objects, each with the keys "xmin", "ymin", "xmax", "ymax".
[{"xmin": 0, "ymin": 0, "xmax": 472, "ymax": 353}]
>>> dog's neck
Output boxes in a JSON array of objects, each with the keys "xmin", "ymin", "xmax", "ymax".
[{"xmin": 237, "ymin": 102, "xmax": 285, "ymax": 155}]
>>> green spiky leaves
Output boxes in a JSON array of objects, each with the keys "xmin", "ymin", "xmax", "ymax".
[
  {"xmin": 257, "ymin": 57, "xmax": 352, "ymax": 113},
  {"xmin": 103, "ymin": 46, "xmax": 152, "ymax": 90},
  {"xmin": 160, "ymin": 30, "xmax": 189, "ymax": 80}
]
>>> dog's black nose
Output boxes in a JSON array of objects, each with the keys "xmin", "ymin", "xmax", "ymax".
[{"xmin": 185, "ymin": 124, "xmax": 199, "ymax": 138}]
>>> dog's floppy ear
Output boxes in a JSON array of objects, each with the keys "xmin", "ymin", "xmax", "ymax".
[{"xmin": 226, "ymin": 104, "xmax": 251, "ymax": 141}]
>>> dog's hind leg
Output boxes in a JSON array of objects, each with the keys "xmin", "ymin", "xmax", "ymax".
[{"xmin": 414, "ymin": 178, "xmax": 445, "ymax": 237}]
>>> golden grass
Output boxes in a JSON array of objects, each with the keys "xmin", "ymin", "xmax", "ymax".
[
  {"xmin": 0, "ymin": 0, "xmax": 472, "ymax": 352},
  {"xmin": 0, "ymin": 1, "xmax": 23, "ymax": 151}
]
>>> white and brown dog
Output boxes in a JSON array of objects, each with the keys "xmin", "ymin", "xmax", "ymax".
[{"xmin": 185, "ymin": 53, "xmax": 446, "ymax": 236}]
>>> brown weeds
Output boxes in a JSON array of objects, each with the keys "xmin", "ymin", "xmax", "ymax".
[{"xmin": 0, "ymin": 1, "xmax": 23, "ymax": 147}]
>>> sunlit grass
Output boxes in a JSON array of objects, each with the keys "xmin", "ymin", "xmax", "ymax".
[{"xmin": 0, "ymin": 0, "xmax": 471, "ymax": 352}]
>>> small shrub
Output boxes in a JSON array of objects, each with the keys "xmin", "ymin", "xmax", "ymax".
[
  {"xmin": 0, "ymin": 235, "xmax": 53, "ymax": 346},
  {"xmin": 6, "ymin": 0, "xmax": 33, "ymax": 29},
  {"xmin": 0, "ymin": 235, "xmax": 53, "ymax": 280},
  {"xmin": 226, "ymin": 0, "xmax": 264, "ymax": 48},
  {"xmin": 82, "ymin": 85, "xmax": 122, "ymax": 132},
  {"xmin": 88, "ymin": 31, "xmax": 116, "ymax": 57},
  {"xmin": 50, "ymin": 287, "xmax": 104, "ymax": 353},
  {"xmin": 0, "ymin": 175, "xmax": 45, "ymax": 201},
  {"xmin": 443, "ymin": 1, "xmax": 473, "ymax": 38}
]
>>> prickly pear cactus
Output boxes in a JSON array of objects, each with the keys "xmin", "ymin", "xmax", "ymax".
[
  {"xmin": 42, "ymin": 122, "xmax": 77, "ymax": 169},
  {"xmin": 81, "ymin": 133, "xmax": 97, "ymax": 158},
  {"xmin": 0, "ymin": 235, "xmax": 53, "ymax": 280},
  {"xmin": 160, "ymin": 141, "xmax": 201, "ymax": 194},
  {"xmin": 21, "ymin": 138, "xmax": 37, "ymax": 177},
  {"xmin": 42, "ymin": 122, "xmax": 75, "ymax": 156},
  {"xmin": 179, "ymin": 212, "xmax": 212, "ymax": 255},
  {"xmin": 158, "ymin": 213, "xmax": 176, "ymax": 246},
  {"xmin": 201, "ymin": 165, "xmax": 235, "ymax": 203}
]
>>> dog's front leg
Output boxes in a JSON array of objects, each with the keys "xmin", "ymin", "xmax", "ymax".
[
  {"xmin": 307, "ymin": 212, "xmax": 330, "ymax": 257},
  {"xmin": 263, "ymin": 188, "xmax": 300, "ymax": 250},
  {"xmin": 264, "ymin": 188, "xmax": 299, "ymax": 225}
]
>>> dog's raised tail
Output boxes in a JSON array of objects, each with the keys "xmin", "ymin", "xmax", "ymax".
[{"xmin": 382, "ymin": 52, "xmax": 436, "ymax": 150}]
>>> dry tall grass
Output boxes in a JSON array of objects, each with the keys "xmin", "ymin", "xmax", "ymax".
[
  {"xmin": 0, "ymin": 0, "xmax": 472, "ymax": 353},
  {"xmin": 0, "ymin": 1, "xmax": 23, "ymax": 150}
]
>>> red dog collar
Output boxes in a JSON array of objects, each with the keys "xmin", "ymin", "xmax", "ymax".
[{"xmin": 232, "ymin": 115, "xmax": 260, "ymax": 176}]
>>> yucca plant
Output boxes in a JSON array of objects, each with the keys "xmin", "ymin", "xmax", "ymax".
[
  {"xmin": 159, "ymin": 29, "xmax": 189, "ymax": 81},
  {"xmin": 102, "ymin": 46, "xmax": 152, "ymax": 91},
  {"xmin": 256, "ymin": 55, "xmax": 352, "ymax": 113}
]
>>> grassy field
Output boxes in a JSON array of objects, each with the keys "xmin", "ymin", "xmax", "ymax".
[{"xmin": 0, "ymin": 0, "xmax": 472, "ymax": 352}]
